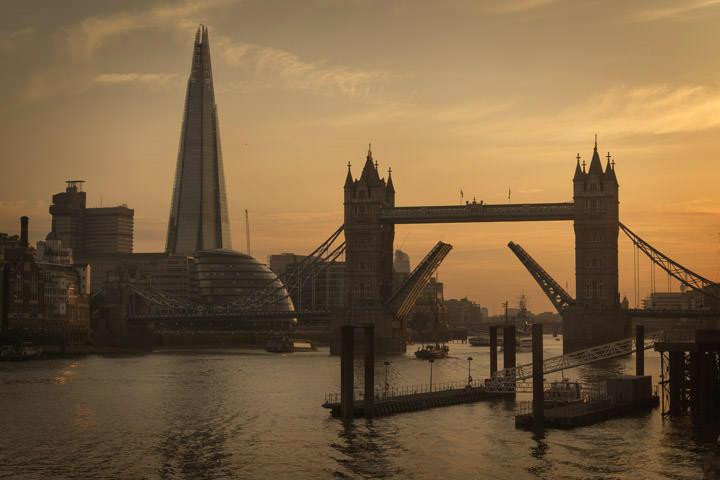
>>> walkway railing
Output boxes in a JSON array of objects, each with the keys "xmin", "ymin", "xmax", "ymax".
[
  {"xmin": 324, "ymin": 378, "xmax": 491, "ymax": 404},
  {"xmin": 491, "ymin": 330, "xmax": 664, "ymax": 383}
]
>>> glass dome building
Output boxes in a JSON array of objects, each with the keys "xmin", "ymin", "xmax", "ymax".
[{"xmin": 193, "ymin": 249, "xmax": 295, "ymax": 315}]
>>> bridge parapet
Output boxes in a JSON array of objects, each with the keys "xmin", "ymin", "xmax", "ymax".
[{"xmin": 379, "ymin": 202, "xmax": 575, "ymax": 224}]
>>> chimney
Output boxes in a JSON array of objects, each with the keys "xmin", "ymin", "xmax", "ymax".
[{"xmin": 20, "ymin": 216, "xmax": 28, "ymax": 247}]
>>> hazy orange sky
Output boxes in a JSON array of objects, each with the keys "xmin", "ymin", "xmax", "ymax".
[{"xmin": 2, "ymin": 0, "xmax": 720, "ymax": 314}]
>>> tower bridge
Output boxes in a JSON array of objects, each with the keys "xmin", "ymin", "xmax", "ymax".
[{"xmin": 342, "ymin": 140, "xmax": 718, "ymax": 354}]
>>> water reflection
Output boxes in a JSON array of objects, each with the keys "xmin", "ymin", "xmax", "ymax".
[
  {"xmin": 331, "ymin": 420, "xmax": 403, "ymax": 479},
  {"xmin": 157, "ymin": 420, "xmax": 232, "ymax": 480}
]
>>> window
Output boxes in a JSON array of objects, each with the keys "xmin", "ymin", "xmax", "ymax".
[{"xmin": 14, "ymin": 271, "xmax": 23, "ymax": 300}]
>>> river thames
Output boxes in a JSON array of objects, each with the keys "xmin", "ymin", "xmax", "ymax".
[{"xmin": 1, "ymin": 336, "xmax": 717, "ymax": 479}]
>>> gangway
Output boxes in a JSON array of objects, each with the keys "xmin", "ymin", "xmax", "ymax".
[{"xmin": 487, "ymin": 331, "xmax": 664, "ymax": 389}]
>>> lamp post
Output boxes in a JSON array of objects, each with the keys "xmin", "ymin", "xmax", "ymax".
[
  {"xmin": 467, "ymin": 356, "xmax": 473, "ymax": 386},
  {"xmin": 429, "ymin": 358, "xmax": 434, "ymax": 392},
  {"xmin": 383, "ymin": 361, "xmax": 390, "ymax": 398}
]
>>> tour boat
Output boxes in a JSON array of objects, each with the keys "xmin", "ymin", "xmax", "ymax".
[{"xmin": 414, "ymin": 343, "xmax": 450, "ymax": 359}]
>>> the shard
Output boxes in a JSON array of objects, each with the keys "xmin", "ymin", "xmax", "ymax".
[{"xmin": 166, "ymin": 25, "xmax": 232, "ymax": 254}]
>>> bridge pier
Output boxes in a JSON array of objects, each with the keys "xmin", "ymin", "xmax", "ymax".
[
  {"xmin": 563, "ymin": 308, "xmax": 630, "ymax": 352},
  {"xmin": 340, "ymin": 324, "xmax": 376, "ymax": 420},
  {"xmin": 656, "ymin": 330, "xmax": 720, "ymax": 442}
]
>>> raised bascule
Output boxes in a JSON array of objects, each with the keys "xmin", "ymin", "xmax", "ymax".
[{"xmin": 343, "ymin": 139, "xmax": 626, "ymax": 353}]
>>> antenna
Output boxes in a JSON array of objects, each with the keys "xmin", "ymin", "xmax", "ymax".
[{"xmin": 245, "ymin": 209, "xmax": 251, "ymax": 256}]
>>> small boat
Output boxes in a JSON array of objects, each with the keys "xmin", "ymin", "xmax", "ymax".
[
  {"xmin": 468, "ymin": 336, "xmax": 489, "ymax": 347},
  {"xmin": 0, "ymin": 342, "xmax": 43, "ymax": 361},
  {"xmin": 266, "ymin": 337, "xmax": 316, "ymax": 353},
  {"xmin": 499, "ymin": 336, "xmax": 533, "ymax": 352},
  {"xmin": 544, "ymin": 379, "xmax": 584, "ymax": 408},
  {"xmin": 291, "ymin": 339, "xmax": 316, "ymax": 352},
  {"xmin": 414, "ymin": 343, "xmax": 450, "ymax": 359}
]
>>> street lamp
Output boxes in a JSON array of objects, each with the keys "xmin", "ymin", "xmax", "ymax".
[
  {"xmin": 467, "ymin": 356, "xmax": 473, "ymax": 386},
  {"xmin": 383, "ymin": 361, "xmax": 390, "ymax": 398},
  {"xmin": 429, "ymin": 358, "xmax": 434, "ymax": 392}
]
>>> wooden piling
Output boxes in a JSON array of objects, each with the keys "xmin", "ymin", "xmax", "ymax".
[
  {"xmin": 532, "ymin": 323, "xmax": 544, "ymax": 431},
  {"xmin": 340, "ymin": 325, "xmax": 354, "ymax": 420}
]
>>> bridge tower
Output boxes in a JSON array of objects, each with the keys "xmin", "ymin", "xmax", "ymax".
[
  {"xmin": 343, "ymin": 146, "xmax": 400, "ymax": 353},
  {"xmin": 565, "ymin": 139, "xmax": 628, "ymax": 350}
]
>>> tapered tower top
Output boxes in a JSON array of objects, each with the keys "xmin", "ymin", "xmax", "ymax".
[{"xmin": 166, "ymin": 26, "xmax": 232, "ymax": 254}]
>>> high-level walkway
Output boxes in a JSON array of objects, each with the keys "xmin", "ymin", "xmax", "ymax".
[{"xmin": 379, "ymin": 202, "xmax": 575, "ymax": 224}]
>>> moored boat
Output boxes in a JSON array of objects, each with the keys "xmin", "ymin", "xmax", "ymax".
[{"xmin": 544, "ymin": 379, "xmax": 584, "ymax": 408}]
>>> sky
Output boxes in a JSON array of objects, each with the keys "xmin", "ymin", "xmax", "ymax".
[{"xmin": 2, "ymin": 0, "xmax": 720, "ymax": 314}]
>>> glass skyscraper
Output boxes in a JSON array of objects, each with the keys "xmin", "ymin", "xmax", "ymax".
[{"xmin": 166, "ymin": 25, "xmax": 232, "ymax": 254}]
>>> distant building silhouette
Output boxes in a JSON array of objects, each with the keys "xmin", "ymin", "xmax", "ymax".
[
  {"xmin": 166, "ymin": 25, "xmax": 231, "ymax": 255},
  {"xmin": 394, "ymin": 249, "xmax": 410, "ymax": 274},
  {"xmin": 49, "ymin": 180, "xmax": 134, "ymax": 259},
  {"xmin": 0, "ymin": 217, "xmax": 90, "ymax": 344}
]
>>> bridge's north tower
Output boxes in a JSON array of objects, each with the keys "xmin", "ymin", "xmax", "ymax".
[
  {"xmin": 565, "ymin": 140, "xmax": 628, "ymax": 350},
  {"xmin": 343, "ymin": 147, "xmax": 400, "ymax": 352}
]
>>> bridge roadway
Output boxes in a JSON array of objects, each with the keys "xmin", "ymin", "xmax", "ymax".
[{"xmin": 379, "ymin": 202, "xmax": 575, "ymax": 224}]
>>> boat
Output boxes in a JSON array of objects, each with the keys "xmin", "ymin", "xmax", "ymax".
[
  {"xmin": 468, "ymin": 335, "xmax": 489, "ymax": 347},
  {"xmin": 414, "ymin": 295, "xmax": 450, "ymax": 359},
  {"xmin": 544, "ymin": 379, "xmax": 584, "ymax": 408},
  {"xmin": 0, "ymin": 342, "xmax": 43, "ymax": 361},
  {"xmin": 414, "ymin": 343, "xmax": 450, "ymax": 359},
  {"xmin": 290, "ymin": 339, "xmax": 316, "ymax": 352},
  {"xmin": 265, "ymin": 336, "xmax": 316, "ymax": 353},
  {"xmin": 499, "ymin": 336, "xmax": 533, "ymax": 352}
]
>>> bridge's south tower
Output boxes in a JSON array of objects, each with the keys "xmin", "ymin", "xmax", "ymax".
[
  {"xmin": 343, "ymin": 147, "xmax": 399, "ymax": 353},
  {"xmin": 566, "ymin": 140, "xmax": 628, "ymax": 350}
]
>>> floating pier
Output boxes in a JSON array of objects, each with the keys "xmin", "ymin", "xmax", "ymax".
[
  {"xmin": 515, "ymin": 397, "xmax": 659, "ymax": 429},
  {"xmin": 323, "ymin": 381, "xmax": 514, "ymax": 418},
  {"xmin": 515, "ymin": 375, "xmax": 659, "ymax": 430}
]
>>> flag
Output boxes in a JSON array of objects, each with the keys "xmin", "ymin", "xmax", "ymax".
[{"xmin": 460, "ymin": 188, "xmax": 464, "ymax": 199}]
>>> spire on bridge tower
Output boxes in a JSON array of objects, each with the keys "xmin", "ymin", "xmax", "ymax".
[
  {"xmin": 604, "ymin": 153, "xmax": 617, "ymax": 182},
  {"xmin": 573, "ymin": 154, "xmax": 584, "ymax": 181},
  {"xmin": 387, "ymin": 167, "xmax": 395, "ymax": 194},
  {"xmin": 360, "ymin": 143, "xmax": 381, "ymax": 185},
  {"xmin": 345, "ymin": 161, "xmax": 353, "ymax": 188},
  {"xmin": 587, "ymin": 137, "xmax": 604, "ymax": 176}
]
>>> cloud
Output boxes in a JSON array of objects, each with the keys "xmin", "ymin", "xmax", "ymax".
[
  {"xmin": 0, "ymin": 26, "xmax": 35, "ymax": 51},
  {"xmin": 65, "ymin": 0, "xmax": 238, "ymax": 60},
  {"xmin": 216, "ymin": 39, "xmax": 389, "ymax": 99},
  {"xmin": 633, "ymin": 0, "xmax": 720, "ymax": 22},
  {"xmin": 491, "ymin": 0, "xmax": 562, "ymax": 13},
  {"xmin": 447, "ymin": 83, "xmax": 720, "ymax": 147},
  {"xmin": 93, "ymin": 73, "xmax": 179, "ymax": 86}
]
